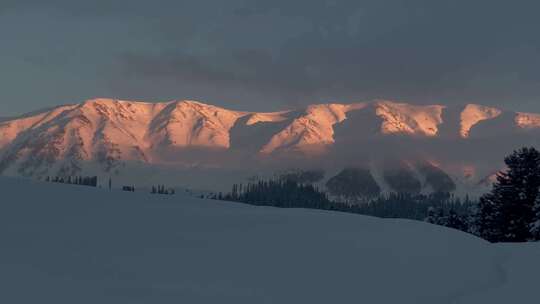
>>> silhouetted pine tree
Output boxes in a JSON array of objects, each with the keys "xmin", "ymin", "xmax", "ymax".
[
  {"xmin": 149, "ymin": 184, "xmax": 174, "ymax": 195},
  {"xmin": 434, "ymin": 208, "xmax": 446, "ymax": 226},
  {"xmin": 445, "ymin": 209, "xmax": 468, "ymax": 231},
  {"xmin": 530, "ymin": 196, "xmax": 540, "ymax": 240},
  {"xmin": 475, "ymin": 147, "xmax": 540, "ymax": 242},
  {"xmin": 424, "ymin": 207, "xmax": 438, "ymax": 224}
]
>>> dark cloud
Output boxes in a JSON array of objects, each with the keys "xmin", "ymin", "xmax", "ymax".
[
  {"xmin": 114, "ymin": 0, "xmax": 540, "ymax": 109},
  {"xmin": 1, "ymin": 0, "xmax": 540, "ymax": 114}
]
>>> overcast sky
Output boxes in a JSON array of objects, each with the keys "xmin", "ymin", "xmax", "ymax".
[{"xmin": 1, "ymin": 0, "xmax": 539, "ymax": 115}]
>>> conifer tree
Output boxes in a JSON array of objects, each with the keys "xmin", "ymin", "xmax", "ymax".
[
  {"xmin": 424, "ymin": 207, "xmax": 438, "ymax": 224},
  {"xmin": 530, "ymin": 196, "xmax": 540, "ymax": 240},
  {"xmin": 445, "ymin": 209, "xmax": 467, "ymax": 231},
  {"xmin": 435, "ymin": 208, "xmax": 447, "ymax": 226},
  {"xmin": 475, "ymin": 147, "xmax": 540, "ymax": 242}
]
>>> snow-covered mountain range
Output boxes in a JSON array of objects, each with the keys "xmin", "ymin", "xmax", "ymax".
[{"xmin": 1, "ymin": 98, "xmax": 539, "ymax": 194}]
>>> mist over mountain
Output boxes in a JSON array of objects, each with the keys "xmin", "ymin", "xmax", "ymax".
[{"xmin": 1, "ymin": 98, "xmax": 539, "ymax": 194}]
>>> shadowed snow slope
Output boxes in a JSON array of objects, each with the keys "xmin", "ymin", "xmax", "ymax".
[{"xmin": 0, "ymin": 176, "xmax": 536, "ymax": 303}]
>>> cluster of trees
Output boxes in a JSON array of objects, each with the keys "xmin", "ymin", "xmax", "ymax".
[
  {"xmin": 45, "ymin": 176, "xmax": 98, "ymax": 187},
  {"xmin": 219, "ymin": 147, "xmax": 540, "ymax": 243},
  {"xmin": 220, "ymin": 179, "xmax": 330, "ymax": 209},
  {"xmin": 420, "ymin": 148, "xmax": 540, "ymax": 242},
  {"xmin": 217, "ymin": 177, "xmax": 473, "ymax": 232},
  {"xmin": 363, "ymin": 194, "xmax": 474, "ymax": 234},
  {"xmin": 362, "ymin": 192, "xmax": 473, "ymax": 221},
  {"xmin": 122, "ymin": 186, "xmax": 136, "ymax": 192},
  {"xmin": 43, "ymin": 175, "xmax": 178, "ymax": 196},
  {"xmin": 425, "ymin": 147, "xmax": 540, "ymax": 242},
  {"xmin": 219, "ymin": 178, "xmax": 478, "ymax": 235},
  {"xmin": 151, "ymin": 185, "xmax": 175, "ymax": 195},
  {"xmin": 425, "ymin": 206, "xmax": 470, "ymax": 232}
]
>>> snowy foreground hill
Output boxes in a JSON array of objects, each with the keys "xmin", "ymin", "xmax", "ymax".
[{"xmin": 0, "ymin": 177, "xmax": 538, "ymax": 303}]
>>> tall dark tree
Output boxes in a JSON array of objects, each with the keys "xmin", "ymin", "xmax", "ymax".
[
  {"xmin": 476, "ymin": 147, "xmax": 540, "ymax": 242},
  {"xmin": 445, "ymin": 209, "xmax": 468, "ymax": 231},
  {"xmin": 424, "ymin": 207, "xmax": 439, "ymax": 225}
]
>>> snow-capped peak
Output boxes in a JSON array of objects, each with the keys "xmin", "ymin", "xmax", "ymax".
[
  {"xmin": 459, "ymin": 104, "xmax": 502, "ymax": 138},
  {"xmin": 374, "ymin": 100, "xmax": 445, "ymax": 137},
  {"xmin": 259, "ymin": 103, "xmax": 360, "ymax": 154}
]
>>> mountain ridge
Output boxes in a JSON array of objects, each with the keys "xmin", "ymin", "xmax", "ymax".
[{"xmin": 1, "ymin": 98, "xmax": 539, "ymax": 193}]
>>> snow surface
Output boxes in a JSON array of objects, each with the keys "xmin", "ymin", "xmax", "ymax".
[
  {"xmin": 0, "ymin": 176, "xmax": 537, "ymax": 303},
  {"xmin": 458, "ymin": 243, "xmax": 540, "ymax": 304}
]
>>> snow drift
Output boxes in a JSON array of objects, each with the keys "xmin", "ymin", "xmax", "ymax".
[{"xmin": 0, "ymin": 176, "xmax": 537, "ymax": 303}]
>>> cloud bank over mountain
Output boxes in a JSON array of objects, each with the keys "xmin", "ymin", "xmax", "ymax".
[{"xmin": 1, "ymin": 0, "xmax": 540, "ymax": 115}]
